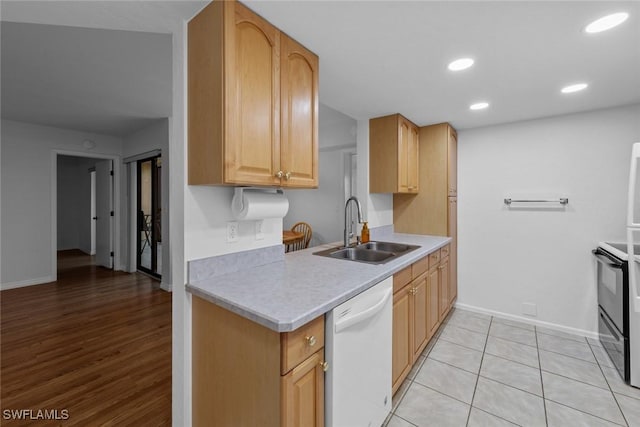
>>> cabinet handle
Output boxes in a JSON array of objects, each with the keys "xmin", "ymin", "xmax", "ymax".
[
  {"xmin": 284, "ymin": 171, "xmax": 291, "ymax": 180},
  {"xmin": 408, "ymin": 186, "xmax": 417, "ymax": 190},
  {"xmin": 408, "ymin": 288, "xmax": 417, "ymax": 295},
  {"xmin": 275, "ymin": 170, "xmax": 284, "ymax": 179},
  {"xmin": 319, "ymin": 361, "xmax": 329, "ymax": 372},
  {"xmin": 305, "ymin": 335, "xmax": 317, "ymax": 347}
]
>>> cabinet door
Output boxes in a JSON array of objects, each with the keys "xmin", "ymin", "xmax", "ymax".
[
  {"xmin": 426, "ymin": 267, "xmax": 440, "ymax": 338},
  {"xmin": 281, "ymin": 350, "xmax": 324, "ymax": 427},
  {"xmin": 407, "ymin": 124, "xmax": 419, "ymax": 193},
  {"xmin": 448, "ymin": 126, "xmax": 457, "ymax": 196},
  {"xmin": 438, "ymin": 260, "xmax": 449, "ymax": 321},
  {"xmin": 392, "ymin": 287, "xmax": 412, "ymax": 394},
  {"xmin": 225, "ymin": 2, "xmax": 281, "ymax": 185},
  {"xmin": 412, "ymin": 273, "xmax": 429, "ymax": 360},
  {"xmin": 397, "ymin": 118, "xmax": 410, "ymax": 192},
  {"xmin": 280, "ymin": 35, "xmax": 319, "ymax": 188}
]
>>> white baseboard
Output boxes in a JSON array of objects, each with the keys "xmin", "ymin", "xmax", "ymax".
[
  {"xmin": 454, "ymin": 302, "xmax": 599, "ymax": 340},
  {"xmin": 160, "ymin": 282, "xmax": 172, "ymax": 292},
  {"xmin": 1, "ymin": 276, "xmax": 55, "ymax": 291}
]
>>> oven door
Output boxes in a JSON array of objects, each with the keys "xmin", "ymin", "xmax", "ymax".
[
  {"xmin": 599, "ymin": 307, "xmax": 630, "ymax": 383},
  {"xmin": 594, "ymin": 248, "xmax": 626, "ymax": 334}
]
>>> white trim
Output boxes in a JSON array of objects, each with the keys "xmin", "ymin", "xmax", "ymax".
[
  {"xmin": 123, "ymin": 149, "xmax": 161, "ymax": 164},
  {"xmin": 1, "ymin": 276, "xmax": 55, "ymax": 291},
  {"xmin": 454, "ymin": 302, "xmax": 599, "ymax": 340},
  {"xmin": 52, "ymin": 150, "xmax": 123, "ymax": 280},
  {"xmin": 160, "ymin": 282, "xmax": 172, "ymax": 292}
]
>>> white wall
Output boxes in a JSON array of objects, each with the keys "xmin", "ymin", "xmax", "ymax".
[
  {"xmin": 0, "ymin": 119, "xmax": 123, "ymax": 288},
  {"xmin": 356, "ymin": 118, "xmax": 393, "ymax": 228},
  {"xmin": 284, "ymin": 104, "xmax": 357, "ymax": 246},
  {"xmin": 123, "ymin": 118, "xmax": 172, "ymax": 289},
  {"xmin": 458, "ymin": 104, "xmax": 640, "ymax": 335},
  {"xmin": 57, "ymin": 155, "xmax": 96, "ymax": 253}
]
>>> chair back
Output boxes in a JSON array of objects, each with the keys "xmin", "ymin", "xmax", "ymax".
[{"xmin": 291, "ymin": 222, "xmax": 313, "ymax": 251}]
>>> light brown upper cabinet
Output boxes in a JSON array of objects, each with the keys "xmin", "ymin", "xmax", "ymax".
[
  {"xmin": 188, "ymin": 0, "xmax": 318, "ymax": 188},
  {"xmin": 370, "ymin": 114, "xmax": 419, "ymax": 194}
]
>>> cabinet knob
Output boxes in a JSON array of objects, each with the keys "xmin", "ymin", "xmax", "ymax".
[
  {"xmin": 275, "ymin": 170, "xmax": 284, "ymax": 179},
  {"xmin": 284, "ymin": 171, "xmax": 291, "ymax": 180},
  {"xmin": 319, "ymin": 361, "xmax": 329, "ymax": 372},
  {"xmin": 409, "ymin": 288, "xmax": 417, "ymax": 295},
  {"xmin": 305, "ymin": 335, "xmax": 317, "ymax": 347}
]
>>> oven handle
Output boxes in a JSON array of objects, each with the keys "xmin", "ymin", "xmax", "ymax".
[
  {"xmin": 593, "ymin": 249, "xmax": 623, "ymax": 268},
  {"xmin": 600, "ymin": 311, "xmax": 621, "ymax": 341}
]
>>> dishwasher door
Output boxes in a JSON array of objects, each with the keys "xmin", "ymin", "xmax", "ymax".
[{"xmin": 325, "ymin": 277, "xmax": 393, "ymax": 427}]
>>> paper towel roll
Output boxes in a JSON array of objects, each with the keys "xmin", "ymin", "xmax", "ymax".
[{"xmin": 231, "ymin": 188, "xmax": 289, "ymax": 220}]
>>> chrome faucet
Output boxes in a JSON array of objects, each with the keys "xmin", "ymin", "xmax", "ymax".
[{"xmin": 344, "ymin": 196, "xmax": 364, "ymax": 248}]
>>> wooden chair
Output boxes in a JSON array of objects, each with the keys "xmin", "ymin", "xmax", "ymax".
[{"xmin": 290, "ymin": 222, "xmax": 313, "ymax": 251}]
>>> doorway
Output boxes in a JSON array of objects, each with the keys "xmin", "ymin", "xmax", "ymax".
[
  {"xmin": 54, "ymin": 153, "xmax": 116, "ymax": 275},
  {"xmin": 137, "ymin": 155, "xmax": 161, "ymax": 278}
]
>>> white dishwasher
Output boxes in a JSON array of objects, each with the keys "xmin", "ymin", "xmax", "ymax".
[{"xmin": 325, "ymin": 277, "xmax": 393, "ymax": 427}]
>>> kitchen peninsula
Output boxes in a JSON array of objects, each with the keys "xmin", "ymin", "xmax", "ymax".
[{"xmin": 187, "ymin": 231, "xmax": 452, "ymax": 426}]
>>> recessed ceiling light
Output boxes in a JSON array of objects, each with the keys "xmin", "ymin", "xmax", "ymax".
[
  {"xmin": 561, "ymin": 83, "xmax": 588, "ymax": 94},
  {"xmin": 448, "ymin": 58, "xmax": 474, "ymax": 71},
  {"xmin": 469, "ymin": 102, "xmax": 489, "ymax": 110},
  {"xmin": 585, "ymin": 12, "xmax": 629, "ymax": 33}
]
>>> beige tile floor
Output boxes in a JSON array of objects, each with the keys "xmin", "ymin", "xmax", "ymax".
[{"xmin": 384, "ymin": 308, "xmax": 640, "ymax": 427}]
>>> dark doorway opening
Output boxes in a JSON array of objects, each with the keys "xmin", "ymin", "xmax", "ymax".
[{"xmin": 137, "ymin": 156, "xmax": 161, "ymax": 278}]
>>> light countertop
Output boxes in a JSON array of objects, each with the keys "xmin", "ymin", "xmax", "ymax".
[{"xmin": 186, "ymin": 233, "xmax": 451, "ymax": 332}]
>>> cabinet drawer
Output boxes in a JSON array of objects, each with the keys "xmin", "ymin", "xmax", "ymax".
[
  {"xmin": 281, "ymin": 316, "xmax": 325, "ymax": 374},
  {"xmin": 441, "ymin": 244, "xmax": 450, "ymax": 259},
  {"xmin": 411, "ymin": 256, "xmax": 428, "ymax": 279},
  {"xmin": 428, "ymin": 250, "xmax": 441, "ymax": 269},
  {"xmin": 394, "ymin": 266, "xmax": 412, "ymax": 293}
]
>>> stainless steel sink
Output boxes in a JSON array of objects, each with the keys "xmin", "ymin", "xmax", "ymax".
[
  {"xmin": 328, "ymin": 247, "xmax": 395, "ymax": 263},
  {"xmin": 358, "ymin": 241, "xmax": 411, "ymax": 253},
  {"xmin": 313, "ymin": 241, "xmax": 420, "ymax": 265}
]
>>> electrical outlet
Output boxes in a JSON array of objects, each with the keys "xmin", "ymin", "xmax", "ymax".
[
  {"xmin": 522, "ymin": 302, "xmax": 537, "ymax": 317},
  {"xmin": 227, "ymin": 221, "xmax": 238, "ymax": 243},
  {"xmin": 255, "ymin": 220, "xmax": 264, "ymax": 240}
]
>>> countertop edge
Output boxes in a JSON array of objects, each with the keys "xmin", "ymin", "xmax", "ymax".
[{"xmin": 187, "ymin": 234, "xmax": 452, "ymax": 332}]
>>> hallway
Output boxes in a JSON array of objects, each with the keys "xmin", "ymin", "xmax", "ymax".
[{"xmin": 0, "ymin": 250, "xmax": 172, "ymax": 426}]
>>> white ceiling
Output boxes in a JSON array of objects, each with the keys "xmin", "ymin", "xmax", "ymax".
[
  {"xmin": 1, "ymin": 1, "xmax": 639, "ymax": 134},
  {"xmin": 245, "ymin": 0, "xmax": 640, "ymax": 130},
  {"xmin": 0, "ymin": 1, "xmax": 207, "ymax": 136}
]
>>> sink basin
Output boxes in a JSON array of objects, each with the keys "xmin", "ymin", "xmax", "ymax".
[
  {"xmin": 358, "ymin": 241, "xmax": 411, "ymax": 253},
  {"xmin": 313, "ymin": 241, "xmax": 420, "ymax": 265},
  {"xmin": 328, "ymin": 247, "xmax": 395, "ymax": 263}
]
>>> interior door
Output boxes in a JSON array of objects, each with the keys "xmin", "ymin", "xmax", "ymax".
[{"xmin": 95, "ymin": 160, "xmax": 113, "ymax": 269}]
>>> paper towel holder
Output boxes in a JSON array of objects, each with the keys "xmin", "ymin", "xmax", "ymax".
[{"xmin": 231, "ymin": 187, "xmax": 286, "ymax": 220}]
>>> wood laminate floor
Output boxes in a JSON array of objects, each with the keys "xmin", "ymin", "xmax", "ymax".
[{"xmin": 1, "ymin": 250, "xmax": 172, "ymax": 426}]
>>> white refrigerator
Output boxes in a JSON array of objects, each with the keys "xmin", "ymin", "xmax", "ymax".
[{"xmin": 625, "ymin": 142, "xmax": 640, "ymax": 387}]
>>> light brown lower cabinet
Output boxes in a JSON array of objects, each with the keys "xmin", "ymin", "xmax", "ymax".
[
  {"xmin": 193, "ymin": 296, "xmax": 325, "ymax": 427},
  {"xmin": 438, "ymin": 256, "xmax": 450, "ymax": 322},
  {"xmin": 281, "ymin": 349, "xmax": 325, "ymax": 427},
  {"xmin": 411, "ymin": 272, "xmax": 429, "ymax": 360},
  {"xmin": 392, "ymin": 284, "xmax": 413, "ymax": 394},
  {"xmin": 427, "ymin": 265, "xmax": 440, "ymax": 338},
  {"xmin": 392, "ymin": 245, "xmax": 452, "ymax": 396}
]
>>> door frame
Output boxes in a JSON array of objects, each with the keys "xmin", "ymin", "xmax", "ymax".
[{"xmin": 51, "ymin": 150, "xmax": 122, "ymax": 281}]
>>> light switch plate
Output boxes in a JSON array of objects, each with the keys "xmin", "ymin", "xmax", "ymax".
[
  {"xmin": 255, "ymin": 220, "xmax": 264, "ymax": 240},
  {"xmin": 227, "ymin": 221, "xmax": 238, "ymax": 243}
]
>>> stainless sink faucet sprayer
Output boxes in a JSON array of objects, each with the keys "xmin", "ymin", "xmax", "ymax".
[{"xmin": 344, "ymin": 196, "xmax": 365, "ymax": 248}]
